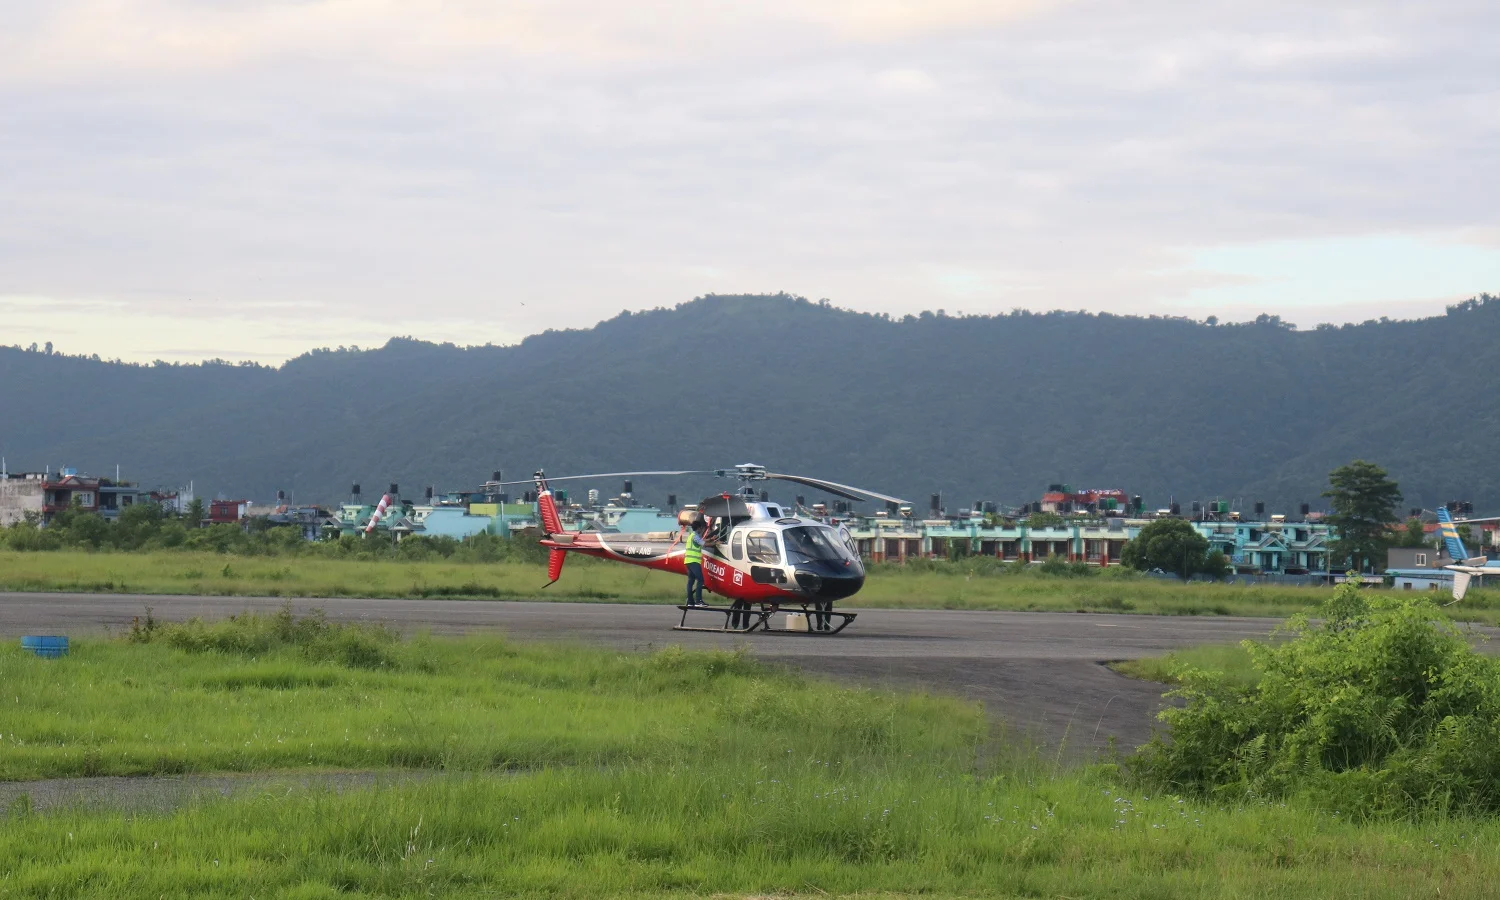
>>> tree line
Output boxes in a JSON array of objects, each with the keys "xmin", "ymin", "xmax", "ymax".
[
  {"xmin": 0, "ymin": 503, "xmax": 544, "ymax": 564},
  {"xmin": 5, "ymin": 292, "xmax": 1500, "ymax": 512},
  {"xmin": 0, "ymin": 458, "xmax": 1451, "ymax": 579}
]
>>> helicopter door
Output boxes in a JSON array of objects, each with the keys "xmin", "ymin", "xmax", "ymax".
[
  {"xmin": 730, "ymin": 529, "xmax": 745, "ymax": 561},
  {"xmin": 746, "ymin": 530, "xmax": 786, "ymax": 584}
]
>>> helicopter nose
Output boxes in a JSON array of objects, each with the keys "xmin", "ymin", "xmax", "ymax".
[
  {"xmin": 795, "ymin": 569, "xmax": 865, "ymax": 601},
  {"xmin": 818, "ymin": 573, "xmax": 864, "ymax": 601}
]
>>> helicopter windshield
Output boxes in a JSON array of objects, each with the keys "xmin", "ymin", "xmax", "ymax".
[{"xmin": 782, "ymin": 526, "xmax": 856, "ymax": 565}]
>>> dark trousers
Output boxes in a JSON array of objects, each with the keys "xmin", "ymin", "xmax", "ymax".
[
  {"xmin": 813, "ymin": 599, "xmax": 832, "ymax": 631},
  {"xmin": 729, "ymin": 599, "xmax": 752, "ymax": 629},
  {"xmin": 685, "ymin": 563, "xmax": 704, "ymax": 605}
]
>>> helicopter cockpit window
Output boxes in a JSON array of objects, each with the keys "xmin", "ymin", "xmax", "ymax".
[
  {"xmin": 783, "ymin": 526, "xmax": 857, "ymax": 565},
  {"xmin": 746, "ymin": 530, "xmax": 781, "ymax": 564},
  {"xmin": 707, "ymin": 516, "xmax": 730, "ymax": 545},
  {"xmin": 731, "ymin": 530, "xmax": 745, "ymax": 561}
]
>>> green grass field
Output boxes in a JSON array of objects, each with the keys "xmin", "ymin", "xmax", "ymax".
[
  {"xmin": 1110, "ymin": 643, "xmax": 1261, "ymax": 688},
  {"xmin": 4, "ymin": 617, "xmax": 1500, "ymax": 897},
  {"xmin": 0, "ymin": 611, "xmax": 979, "ymax": 782},
  {"xmin": 9, "ymin": 764, "xmax": 1500, "ymax": 898},
  {"xmin": 4, "ymin": 548, "xmax": 1498, "ymax": 622}
]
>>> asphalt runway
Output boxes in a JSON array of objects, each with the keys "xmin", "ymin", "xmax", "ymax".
[{"xmin": 0, "ymin": 592, "xmax": 1312, "ymax": 754}]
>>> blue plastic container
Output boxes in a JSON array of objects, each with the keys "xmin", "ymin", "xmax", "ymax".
[{"xmin": 21, "ymin": 636, "xmax": 68, "ymax": 658}]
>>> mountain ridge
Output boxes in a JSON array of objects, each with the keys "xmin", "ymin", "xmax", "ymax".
[{"xmin": 3, "ymin": 293, "xmax": 1497, "ymax": 513}]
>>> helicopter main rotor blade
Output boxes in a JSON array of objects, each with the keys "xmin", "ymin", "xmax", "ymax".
[
  {"xmin": 763, "ymin": 473, "xmax": 908, "ymax": 505},
  {"xmin": 487, "ymin": 470, "xmax": 714, "ymax": 487}
]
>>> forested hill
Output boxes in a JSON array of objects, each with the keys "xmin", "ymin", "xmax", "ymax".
[{"xmin": 4, "ymin": 293, "xmax": 1499, "ymax": 513}]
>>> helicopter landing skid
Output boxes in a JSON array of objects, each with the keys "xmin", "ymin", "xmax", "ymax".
[{"xmin": 673, "ymin": 604, "xmax": 856, "ymax": 636}]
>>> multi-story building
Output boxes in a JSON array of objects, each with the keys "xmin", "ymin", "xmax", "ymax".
[
  {"xmin": 0, "ymin": 468, "xmax": 153, "ymax": 526},
  {"xmin": 0, "ymin": 473, "xmax": 47, "ymax": 526},
  {"xmin": 1194, "ymin": 519, "xmax": 1331, "ymax": 574},
  {"xmin": 845, "ymin": 510, "xmax": 1339, "ymax": 576},
  {"xmin": 847, "ymin": 514, "xmax": 1133, "ymax": 565},
  {"xmin": 208, "ymin": 499, "xmax": 250, "ymax": 525}
]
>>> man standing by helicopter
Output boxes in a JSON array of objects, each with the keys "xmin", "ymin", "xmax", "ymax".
[{"xmin": 672, "ymin": 518, "xmax": 707, "ymax": 607}]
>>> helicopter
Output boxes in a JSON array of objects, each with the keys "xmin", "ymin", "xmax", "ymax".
[{"xmin": 499, "ymin": 464, "xmax": 906, "ymax": 635}]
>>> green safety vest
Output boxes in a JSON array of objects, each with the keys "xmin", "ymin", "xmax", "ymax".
[{"xmin": 683, "ymin": 531, "xmax": 703, "ymax": 565}]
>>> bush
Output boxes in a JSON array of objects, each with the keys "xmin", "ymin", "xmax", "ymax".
[
  {"xmin": 1038, "ymin": 554, "xmax": 1095, "ymax": 578},
  {"xmin": 1121, "ymin": 517, "xmax": 1212, "ymax": 579},
  {"xmin": 1133, "ymin": 581, "xmax": 1500, "ymax": 817}
]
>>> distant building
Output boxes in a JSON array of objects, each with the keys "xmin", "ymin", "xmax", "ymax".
[
  {"xmin": 254, "ymin": 505, "xmax": 338, "ymax": 540},
  {"xmin": 1387, "ymin": 546, "xmax": 1454, "ymax": 570},
  {"xmin": 1195, "ymin": 520, "xmax": 1331, "ymax": 575},
  {"xmin": 0, "ymin": 468, "xmax": 154, "ymax": 527},
  {"xmin": 842, "ymin": 504, "xmax": 1340, "ymax": 576},
  {"xmin": 0, "ymin": 473, "xmax": 47, "ymax": 526},
  {"xmin": 1385, "ymin": 546, "xmax": 1460, "ymax": 592},
  {"xmin": 208, "ymin": 499, "xmax": 249, "ymax": 525},
  {"xmin": 846, "ymin": 514, "xmax": 1132, "ymax": 565},
  {"xmin": 1037, "ymin": 485, "xmax": 1132, "ymax": 515}
]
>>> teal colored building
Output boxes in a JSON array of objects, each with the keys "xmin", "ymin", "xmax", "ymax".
[{"xmin": 847, "ymin": 513, "xmax": 1335, "ymax": 575}]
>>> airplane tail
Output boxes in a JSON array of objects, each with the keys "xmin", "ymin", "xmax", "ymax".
[
  {"xmin": 1437, "ymin": 507, "xmax": 1472, "ymax": 563},
  {"xmin": 1453, "ymin": 570, "xmax": 1473, "ymax": 602}
]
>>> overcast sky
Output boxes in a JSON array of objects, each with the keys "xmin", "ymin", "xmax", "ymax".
[{"xmin": 3, "ymin": 0, "xmax": 1498, "ymax": 362}]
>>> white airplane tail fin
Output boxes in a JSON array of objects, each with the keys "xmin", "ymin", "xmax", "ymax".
[{"xmin": 1453, "ymin": 571, "xmax": 1473, "ymax": 602}]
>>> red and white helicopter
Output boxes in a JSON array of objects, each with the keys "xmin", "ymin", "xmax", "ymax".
[{"xmin": 502, "ymin": 465, "xmax": 905, "ymax": 635}]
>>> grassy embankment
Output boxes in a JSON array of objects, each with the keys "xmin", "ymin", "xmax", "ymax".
[
  {"xmin": 4, "ymin": 548, "xmax": 1498, "ymax": 621},
  {"xmin": 3, "ymin": 614, "xmax": 1500, "ymax": 897}
]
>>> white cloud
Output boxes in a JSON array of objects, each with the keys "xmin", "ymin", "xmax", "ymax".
[
  {"xmin": 874, "ymin": 68, "xmax": 940, "ymax": 96},
  {"xmin": 1, "ymin": 0, "xmax": 1497, "ymax": 361},
  {"xmin": 0, "ymin": 0, "xmax": 1061, "ymax": 80},
  {"xmin": 0, "ymin": 294, "xmax": 520, "ymax": 362}
]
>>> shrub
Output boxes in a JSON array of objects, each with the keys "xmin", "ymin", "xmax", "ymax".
[
  {"xmin": 1121, "ymin": 517, "xmax": 1212, "ymax": 579},
  {"xmin": 1038, "ymin": 554, "xmax": 1096, "ymax": 578},
  {"xmin": 1133, "ymin": 581, "xmax": 1500, "ymax": 817}
]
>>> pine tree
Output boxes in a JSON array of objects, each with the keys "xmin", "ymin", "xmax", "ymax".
[{"xmin": 1323, "ymin": 460, "xmax": 1401, "ymax": 572}]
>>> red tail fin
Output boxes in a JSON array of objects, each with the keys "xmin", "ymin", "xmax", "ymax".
[
  {"xmin": 538, "ymin": 489, "xmax": 563, "ymax": 535},
  {"xmin": 537, "ymin": 488, "xmax": 567, "ymax": 586},
  {"xmin": 545, "ymin": 548, "xmax": 567, "ymax": 587}
]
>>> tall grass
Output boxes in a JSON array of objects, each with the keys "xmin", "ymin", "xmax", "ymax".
[{"xmin": 5, "ymin": 762, "xmax": 1500, "ymax": 897}]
